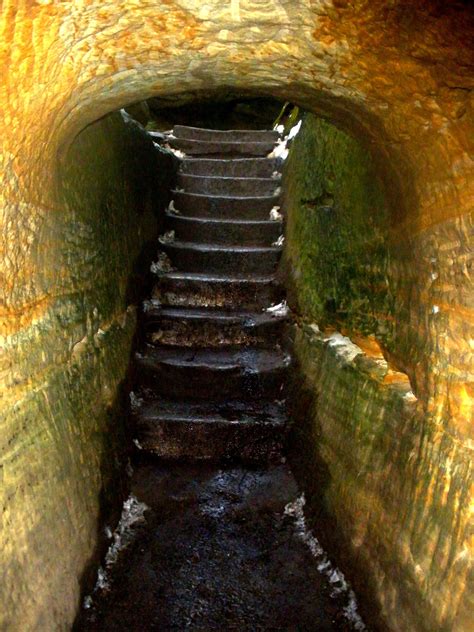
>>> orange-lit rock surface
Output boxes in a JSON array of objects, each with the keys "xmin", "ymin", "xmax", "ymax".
[
  {"xmin": 284, "ymin": 113, "xmax": 472, "ymax": 632},
  {"xmin": 0, "ymin": 1, "xmax": 472, "ymax": 630}
]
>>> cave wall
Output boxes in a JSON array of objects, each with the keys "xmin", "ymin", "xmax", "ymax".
[
  {"xmin": 284, "ymin": 115, "xmax": 472, "ymax": 632},
  {"xmin": 0, "ymin": 111, "xmax": 173, "ymax": 630},
  {"xmin": 0, "ymin": 1, "xmax": 472, "ymax": 630},
  {"xmin": 284, "ymin": 115, "xmax": 393, "ymax": 338}
]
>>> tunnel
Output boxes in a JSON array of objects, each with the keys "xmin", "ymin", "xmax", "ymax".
[{"xmin": 0, "ymin": 2, "xmax": 472, "ymax": 631}]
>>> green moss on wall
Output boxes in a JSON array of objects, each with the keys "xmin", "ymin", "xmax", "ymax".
[
  {"xmin": 284, "ymin": 114, "xmax": 395, "ymax": 341},
  {"xmin": 284, "ymin": 115, "xmax": 472, "ymax": 632}
]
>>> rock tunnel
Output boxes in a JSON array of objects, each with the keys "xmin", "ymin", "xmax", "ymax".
[{"xmin": 0, "ymin": 1, "xmax": 472, "ymax": 631}]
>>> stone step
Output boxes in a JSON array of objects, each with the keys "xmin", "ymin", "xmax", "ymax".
[
  {"xmin": 132, "ymin": 398, "xmax": 286, "ymax": 463},
  {"xmin": 134, "ymin": 346, "xmax": 291, "ymax": 400},
  {"xmin": 160, "ymin": 241, "xmax": 282, "ymax": 275},
  {"xmin": 171, "ymin": 190, "xmax": 280, "ymax": 219},
  {"xmin": 165, "ymin": 212, "xmax": 282, "ymax": 246},
  {"xmin": 179, "ymin": 157, "xmax": 281, "ymax": 178},
  {"xmin": 142, "ymin": 304, "xmax": 289, "ymax": 347},
  {"xmin": 176, "ymin": 174, "xmax": 281, "ymax": 196},
  {"xmin": 173, "ymin": 125, "xmax": 280, "ymax": 144},
  {"xmin": 169, "ymin": 137, "xmax": 276, "ymax": 156},
  {"xmin": 152, "ymin": 271, "xmax": 284, "ymax": 309}
]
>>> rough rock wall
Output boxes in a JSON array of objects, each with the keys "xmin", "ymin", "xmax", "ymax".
[
  {"xmin": 290, "ymin": 325, "xmax": 471, "ymax": 632},
  {"xmin": 284, "ymin": 115, "xmax": 472, "ymax": 632},
  {"xmin": 0, "ymin": 0, "xmax": 472, "ymax": 629},
  {"xmin": 0, "ymin": 111, "xmax": 172, "ymax": 630},
  {"xmin": 284, "ymin": 115, "xmax": 392, "ymax": 338}
]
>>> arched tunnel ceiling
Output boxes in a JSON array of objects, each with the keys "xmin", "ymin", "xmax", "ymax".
[{"xmin": 1, "ymin": 0, "xmax": 473, "ymax": 234}]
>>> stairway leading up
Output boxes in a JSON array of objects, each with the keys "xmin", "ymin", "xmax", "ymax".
[{"xmin": 131, "ymin": 124, "xmax": 290, "ymax": 463}]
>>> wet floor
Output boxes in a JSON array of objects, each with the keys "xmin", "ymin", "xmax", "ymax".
[{"xmin": 76, "ymin": 461, "xmax": 365, "ymax": 631}]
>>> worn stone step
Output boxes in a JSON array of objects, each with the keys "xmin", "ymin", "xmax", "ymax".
[
  {"xmin": 142, "ymin": 303, "xmax": 289, "ymax": 347},
  {"xmin": 132, "ymin": 398, "xmax": 286, "ymax": 463},
  {"xmin": 173, "ymin": 125, "xmax": 280, "ymax": 144},
  {"xmin": 134, "ymin": 347, "xmax": 291, "ymax": 400},
  {"xmin": 161, "ymin": 241, "xmax": 282, "ymax": 275},
  {"xmin": 165, "ymin": 213, "xmax": 282, "ymax": 246},
  {"xmin": 179, "ymin": 157, "xmax": 281, "ymax": 178},
  {"xmin": 176, "ymin": 174, "xmax": 281, "ymax": 196},
  {"xmin": 153, "ymin": 271, "xmax": 284, "ymax": 309},
  {"xmin": 169, "ymin": 137, "xmax": 276, "ymax": 156},
  {"xmin": 171, "ymin": 190, "xmax": 280, "ymax": 219}
]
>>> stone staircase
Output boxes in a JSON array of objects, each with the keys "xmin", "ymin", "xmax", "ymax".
[{"xmin": 130, "ymin": 124, "xmax": 290, "ymax": 463}]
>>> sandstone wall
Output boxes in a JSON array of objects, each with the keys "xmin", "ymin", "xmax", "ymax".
[
  {"xmin": 284, "ymin": 115, "xmax": 392, "ymax": 338},
  {"xmin": 0, "ymin": 1, "xmax": 472, "ymax": 629},
  {"xmin": 284, "ymin": 115, "xmax": 472, "ymax": 632},
  {"xmin": 0, "ymin": 111, "xmax": 173, "ymax": 630}
]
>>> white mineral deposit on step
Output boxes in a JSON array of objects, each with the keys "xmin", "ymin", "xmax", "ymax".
[
  {"xmin": 270, "ymin": 206, "xmax": 282, "ymax": 221},
  {"xmin": 165, "ymin": 144, "xmax": 186, "ymax": 158},
  {"xmin": 268, "ymin": 121, "xmax": 302, "ymax": 160},
  {"xmin": 168, "ymin": 201, "xmax": 181, "ymax": 214},
  {"xmin": 129, "ymin": 391, "xmax": 143, "ymax": 410},
  {"xmin": 150, "ymin": 252, "xmax": 174, "ymax": 274},
  {"xmin": 104, "ymin": 495, "xmax": 149, "ymax": 568},
  {"xmin": 267, "ymin": 138, "xmax": 289, "ymax": 160},
  {"xmin": 104, "ymin": 525, "xmax": 113, "ymax": 539},
  {"xmin": 95, "ymin": 567, "xmax": 108, "ymax": 591},
  {"xmin": 265, "ymin": 301, "xmax": 288, "ymax": 316},
  {"xmin": 284, "ymin": 494, "xmax": 366, "ymax": 631},
  {"xmin": 288, "ymin": 120, "xmax": 302, "ymax": 140},
  {"xmin": 159, "ymin": 230, "xmax": 175, "ymax": 244},
  {"xmin": 142, "ymin": 299, "xmax": 161, "ymax": 313}
]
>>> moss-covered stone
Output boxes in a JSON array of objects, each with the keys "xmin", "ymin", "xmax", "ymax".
[{"xmin": 284, "ymin": 114, "xmax": 394, "ymax": 341}]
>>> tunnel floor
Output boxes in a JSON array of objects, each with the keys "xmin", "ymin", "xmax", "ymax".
[{"xmin": 77, "ymin": 461, "xmax": 362, "ymax": 631}]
